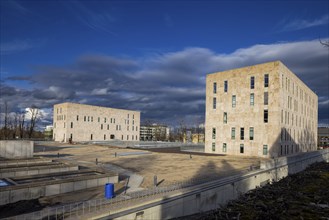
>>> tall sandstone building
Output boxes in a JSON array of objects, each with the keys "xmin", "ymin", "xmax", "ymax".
[
  {"xmin": 53, "ymin": 103, "xmax": 140, "ymax": 142},
  {"xmin": 205, "ymin": 61, "xmax": 318, "ymax": 158}
]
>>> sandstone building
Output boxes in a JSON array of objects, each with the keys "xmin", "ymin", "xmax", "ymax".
[
  {"xmin": 53, "ymin": 103, "xmax": 140, "ymax": 142},
  {"xmin": 205, "ymin": 61, "xmax": 318, "ymax": 158}
]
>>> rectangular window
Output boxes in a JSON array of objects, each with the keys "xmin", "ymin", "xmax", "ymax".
[
  {"xmin": 213, "ymin": 82, "xmax": 217, "ymax": 94},
  {"xmin": 281, "ymin": 110, "xmax": 283, "ymax": 123},
  {"xmin": 212, "ymin": 143, "xmax": 215, "ymax": 152},
  {"xmin": 101, "ymin": 124, "xmax": 103, "ymax": 129},
  {"xmin": 104, "ymin": 118, "xmax": 107, "ymax": 123},
  {"xmin": 263, "ymin": 145, "xmax": 268, "ymax": 155},
  {"xmin": 71, "ymin": 122, "xmax": 73, "ymax": 128},
  {"xmin": 77, "ymin": 115, "xmax": 79, "ymax": 121},
  {"xmin": 91, "ymin": 117, "xmax": 93, "ymax": 122},
  {"xmin": 250, "ymin": 93, "xmax": 254, "ymax": 106},
  {"xmin": 232, "ymin": 95, "xmax": 236, "ymax": 108},
  {"xmin": 264, "ymin": 92, "xmax": 268, "ymax": 105},
  {"xmin": 223, "ymin": 112, "xmax": 227, "ymax": 123},
  {"xmin": 264, "ymin": 110, "xmax": 268, "ymax": 123},
  {"xmin": 240, "ymin": 128, "xmax": 244, "ymax": 140},
  {"xmin": 231, "ymin": 127, "xmax": 235, "ymax": 140},
  {"xmin": 240, "ymin": 144, "xmax": 244, "ymax": 153},
  {"xmin": 104, "ymin": 134, "xmax": 106, "ymax": 140},
  {"xmin": 223, "ymin": 143, "xmax": 227, "ymax": 152},
  {"xmin": 212, "ymin": 128, "xmax": 216, "ymax": 139},
  {"xmin": 224, "ymin": 80, "xmax": 228, "ymax": 92},
  {"xmin": 107, "ymin": 124, "xmax": 109, "ymax": 130},
  {"xmin": 90, "ymin": 134, "xmax": 93, "ymax": 140},
  {"xmin": 250, "ymin": 76, "xmax": 255, "ymax": 89},
  {"xmin": 98, "ymin": 117, "xmax": 100, "ymax": 123},
  {"xmin": 213, "ymin": 97, "xmax": 217, "ymax": 109},
  {"xmin": 264, "ymin": 74, "xmax": 269, "ymax": 87},
  {"xmin": 84, "ymin": 116, "xmax": 86, "ymax": 122},
  {"xmin": 249, "ymin": 127, "xmax": 254, "ymax": 140},
  {"xmin": 88, "ymin": 116, "xmax": 90, "ymax": 122}
]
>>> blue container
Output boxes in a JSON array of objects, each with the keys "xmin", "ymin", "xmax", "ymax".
[{"xmin": 105, "ymin": 183, "xmax": 115, "ymax": 199}]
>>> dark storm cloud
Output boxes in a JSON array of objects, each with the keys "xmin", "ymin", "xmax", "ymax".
[{"xmin": 2, "ymin": 39, "xmax": 329, "ymax": 126}]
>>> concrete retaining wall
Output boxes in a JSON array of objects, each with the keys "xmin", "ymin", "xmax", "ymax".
[
  {"xmin": 0, "ymin": 141, "xmax": 33, "ymax": 159},
  {"xmin": 0, "ymin": 158, "xmax": 52, "ymax": 168},
  {"xmin": 0, "ymin": 175, "xmax": 118, "ymax": 205},
  {"xmin": 0, "ymin": 165, "xmax": 79, "ymax": 178},
  {"xmin": 102, "ymin": 149, "xmax": 329, "ymax": 220}
]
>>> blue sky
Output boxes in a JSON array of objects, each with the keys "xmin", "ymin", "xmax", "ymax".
[{"xmin": 1, "ymin": 0, "xmax": 328, "ymax": 127}]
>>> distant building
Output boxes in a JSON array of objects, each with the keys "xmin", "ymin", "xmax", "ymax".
[
  {"xmin": 192, "ymin": 133, "xmax": 205, "ymax": 144},
  {"xmin": 44, "ymin": 125, "xmax": 53, "ymax": 139},
  {"xmin": 140, "ymin": 124, "xmax": 169, "ymax": 141},
  {"xmin": 53, "ymin": 102, "xmax": 140, "ymax": 142},
  {"xmin": 318, "ymin": 127, "xmax": 329, "ymax": 148},
  {"xmin": 205, "ymin": 61, "xmax": 318, "ymax": 158},
  {"xmin": 45, "ymin": 125, "xmax": 53, "ymax": 131}
]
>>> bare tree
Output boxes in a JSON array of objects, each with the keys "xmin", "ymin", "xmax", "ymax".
[
  {"xmin": 320, "ymin": 39, "xmax": 329, "ymax": 47},
  {"xmin": 2, "ymin": 102, "xmax": 10, "ymax": 139},
  {"xmin": 18, "ymin": 110, "xmax": 26, "ymax": 139},
  {"xmin": 27, "ymin": 106, "xmax": 41, "ymax": 138},
  {"xmin": 11, "ymin": 112, "xmax": 19, "ymax": 139},
  {"xmin": 178, "ymin": 119, "xmax": 186, "ymax": 142}
]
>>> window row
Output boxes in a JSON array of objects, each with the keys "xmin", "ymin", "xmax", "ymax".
[
  {"xmin": 88, "ymin": 133, "xmax": 138, "ymax": 141},
  {"xmin": 212, "ymin": 92, "xmax": 268, "ymax": 109},
  {"xmin": 281, "ymin": 110, "xmax": 314, "ymax": 127},
  {"xmin": 56, "ymin": 115, "xmax": 66, "ymax": 121},
  {"xmin": 79, "ymin": 115, "xmax": 117, "ymax": 124},
  {"xmin": 56, "ymin": 108, "xmax": 63, "ymax": 114},
  {"xmin": 282, "ymin": 74, "xmax": 315, "ymax": 106},
  {"xmin": 58, "ymin": 121, "xmax": 138, "ymax": 132},
  {"xmin": 212, "ymin": 127, "xmax": 255, "ymax": 141},
  {"xmin": 211, "ymin": 142, "xmax": 268, "ymax": 155},
  {"xmin": 212, "ymin": 74, "xmax": 269, "ymax": 94},
  {"xmin": 210, "ymin": 110, "xmax": 268, "ymax": 124}
]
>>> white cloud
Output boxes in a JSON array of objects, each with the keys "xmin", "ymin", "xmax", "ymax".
[
  {"xmin": 0, "ymin": 39, "xmax": 45, "ymax": 55},
  {"xmin": 91, "ymin": 88, "xmax": 108, "ymax": 95},
  {"xmin": 279, "ymin": 14, "xmax": 329, "ymax": 32},
  {"xmin": 2, "ymin": 38, "xmax": 328, "ymax": 126}
]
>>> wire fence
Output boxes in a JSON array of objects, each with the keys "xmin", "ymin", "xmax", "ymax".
[{"xmin": 7, "ymin": 168, "xmax": 254, "ymax": 220}]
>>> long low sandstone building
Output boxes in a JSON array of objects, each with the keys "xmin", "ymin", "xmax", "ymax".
[{"xmin": 53, "ymin": 102, "xmax": 140, "ymax": 142}]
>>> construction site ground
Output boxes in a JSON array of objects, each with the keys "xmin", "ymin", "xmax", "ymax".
[
  {"xmin": 34, "ymin": 142, "xmax": 268, "ymax": 189},
  {"xmin": 1, "ymin": 141, "xmax": 269, "ymax": 218}
]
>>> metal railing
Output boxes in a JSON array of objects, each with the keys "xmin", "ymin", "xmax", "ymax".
[{"xmin": 7, "ymin": 169, "xmax": 253, "ymax": 220}]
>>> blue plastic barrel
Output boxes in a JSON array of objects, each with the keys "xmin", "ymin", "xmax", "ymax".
[{"xmin": 105, "ymin": 183, "xmax": 115, "ymax": 199}]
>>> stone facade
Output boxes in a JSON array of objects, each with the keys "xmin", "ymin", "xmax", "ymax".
[
  {"xmin": 53, "ymin": 102, "xmax": 140, "ymax": 142},
  {"xmin": 205, "ymin": 61, "xmax": 318, "ymax": 158}
]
